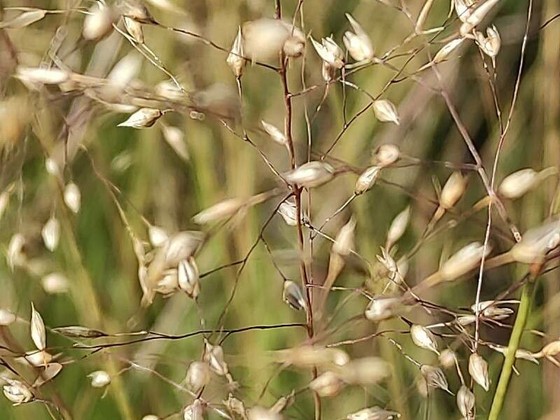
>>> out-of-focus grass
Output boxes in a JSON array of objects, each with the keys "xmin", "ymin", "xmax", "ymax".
[{"xmin": 0, "ymin": 0, "xmax": 559, "ymax": 419}]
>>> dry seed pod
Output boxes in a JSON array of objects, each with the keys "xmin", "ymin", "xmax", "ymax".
[
  {"xmin": 374, "ymin": 144, "xmax": 400, "ymax": 167},
  {"xmin": 432, "ymin": 38, "xmax": 464, "ymax": 65},
  {"xmin": 118, "ymin": 108, "xmax": 163, "ymax": 128},
  {"xmin": 19, "ymin": 350, "xmax": 53, "ymax": 367},
  {"xmin": 120, "ymin": 0, "xmax": 156, "ymax": 24},
  {"xmin": 148, "ymin": 225, "xmax": 169, "ymax": 248},
  {"xmin": 64, "ymin": 182, "xmax": 81, "ymax": 214},
  {"xmin": 420, "ymin": 365, "xmax": 451, "ymax": 393},
  {"xmin": 41, "ymin": 272, "xmax": 70, "ymax": 294},
  {"xmin": 355, "ymin": 166, "xmax": 381, "ymax": 195},
  {"xmin": 309, "ymin": 371, "xmax": 344, "ymax": 397},
  {"xmin": 463, "ymin": 0, "xmax": 500, "ymax": 31},
  {"xmin": 338, "ymin": 357, "xmax": 391, "ymax": 385},
  {"xmin": 487, "ymin": 344, "xmax": 539, "ymax": 364},
  {"xmin": 154, "ymin": 269, "xmax": 179, "ymax": 295},
  {"xmin": 440, "ymin": 172, "xmax": 467, "ymax": 209},
  {"xmin": 41, "ymin": 216, "xmax": 60, "ymax": 252},
  {"xmin": 0, "ymin": 191, "xmax": 9, "ymax": 221},
  {"xmin": 142, "ymin": 416, "xmax": 159, "ymax": 420},
  {"xmin": 247, "ymin": 406, "xmax": 282, "ymax": 420},
  {"xmin": 439, "ymin": 242, "xmax": 491, "ymax": 282},
  {"xmin": 0, "ymin": 9, "xmax": 46, "ymax": 30},
  {"xmin": 183, "ymin": 399, "xmax": 204, "ymax": 420},
  {"xmin": 343, "ymin": 14, "xmax": 374, "ymax": 62},
  {"xmin": 177, "ymin": 257, "xmax": 200, "ymax": 299},
  {"xmin": 474, "ymin": 25, "xmax": 501, "ymax": 58},
  {"xmin": 411, "ymin": 325, "xmax": 439, "ymax": 355},
  {"xmin": 346, "ymin": 406, "xmax": 400, "ymax": 420},
  {"xmin": 193, "ymin": 198, "xmax": 245, "ymax": 225},
  {"xmin": 0, "ymin": 309, "xmax": 17, "ymax": 326},
  {"xmin": 185, "ymin": 361, "xmax": 210, "ymax": 393},
  {"xmin": 7, "ymin": 233, "xmax": 25, "ymax": 270},
  {"xmin": 311, "ymin": 37, "xmax": 344, "ymax": 69},
  {"xmin": 88, "ymin": 370, "xmax": 111, "ymax": 388},
  {"xmin": 30, "ymin": 303, "xmax": 46, "ymax": 352},
  {"xmin": 365, "ymin": 296, "xmax": 401, "ymax": 322},
  {"xmin": 377, "ymin": 248, "xmax": 404, "ymax": 286},
  {"xmin": 53, "ymin": 326, "xmax": 107, "ymax": 338},
  {"xmin": 163, "ymin": 231, "xmax": 204, "ymax": 265},
  {"xmin": 33, "ymin": 362, "xmax": 63, "ymax": 388},
  {"xmin": 439, "ymin": 349, "xmax": 457, "ymax": 369},
  {"xmin": 454, "ymin": 0, "xmax": 475, "ymax": 23},
  {"xmin": 322, "ymin": 61, "xmax": 337, "ymax": 82},
  {"xmin": 227, "ymin": 27, "xmax": 245, "ymax": 77},
  {"xmin": 471, "ymin": 300, "xmax": 517, "ymax": 320},
  {"xmin": 457, "ymin": 385, "xmax": 475, "ymax": 419},
  {"xmin": 498, "ymin": 168, "xmax": 538, "ymax": 199},
  {"xmin": 387, "ymin": 207, "xmax": 410, "ymax": 249},
  {"xmin": 242, "ymin": 18, "xmax": 305, "ymax": 62},
  {"xmin": 261, "ymin": 120, "xmax": 288, "ymax": 147},
  {"xmin": 333, "ymin": 218, "xmax": 356, "ymax": 257},
  {"xmin": 373, "ymin": 100, "xmax": 400, "ymax": 125},
  {"xmin": 162, "ymin": 125, "xmax": 189, "ymax": 162},
  {"xmin": 468, "ymin": 353, "xmax": 489, "ymax": 391},
  {"xmin": 16, "ymin": 66, "xmax": 69, "ymax": 85},
  {"xmin": 83, "ymin": 2, "xmax": 114, "ymax": 41},
  {"xmin": 510, "ymin": 219, "xmax": 560, "ymax": 264},
  {"xmin": 2, "ymin": 379, "xmax": 33, "ymax": 405},
  {"xmin": 204, "ymin": 341, "xmax": 229, "ymax": 377},
  {"xmin": 535, "ymin": 341, "xmax": 560, "ymax": 359},
  {"xmin": 224, "ymin": 394, "xmax": 247, "ymax": 418},
  {"xmin": 123, "ymin": 16, "xmax": 144, "ymax": 43},
  {"xmin": 277, "ymin": 198, "xmax": 298, "ymax": 226},
  {"xmin": 274, "ymin": 345, "xmax": 349, "ymax": 368},
  {"xmin": 284, "ymin": 161, "xmax": 335, "ymax": 188},
  {"xmin": 282, "ymin": 280, "xmax": 307, "ymax": 311}
]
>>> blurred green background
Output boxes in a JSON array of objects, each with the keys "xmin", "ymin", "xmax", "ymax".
[{"xmin": 0, "ymin": 0, "xmax": 559, "ymax": 419}]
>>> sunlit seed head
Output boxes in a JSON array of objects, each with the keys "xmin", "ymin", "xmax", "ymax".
[
  {"xmin": 309, "ymin": 371, "xmax": 344, "ymax": 397},
  {"xmin": 123, "ymin": 16, "xmax": 144, "ymax": 43},
  {"xmin": 177, "ymin": 257, "xmax": 200, "ymax": 299},
  {"xmin": 333, "ymin": 218, "xmax": 356, "ymax": 257},
  {"xmin": 468, "ymin": 353, "xmax": 489, "ymax": 391},
  {"xmin": 387, "ymin": 207, "xmax": 410, "ymax": 249},
  {"xmin": 2, "ymin": 379, "xmax": 33, "ymax": 405},
  {"xmin": 148, "ymin": 225, "xmax": 169, "ymax": 248},
  {"xmin": 510, "ymin": 219, "xmax": 560, "ymax": 264},
  {"xmin": 457, "ymin": 385, "xmax": 475, "ymax": 419},
  {"xmin": 355, "ymin": 166, "xmax": 381, "ymax": 195},
  {"xmin": 343, "ymin": 14, "xmax": 374, "ymax": 62},
  {"xmin": 433, "ymin": 38, "xmax": 464, "ymax": 64},
  {"xmin": 439, "ymin": 242, "xmax": 491, "ymax": 282},
  {"xmin": 118, "ymin": 108, "xmax": 163, "ymax": 129},
  {"xmin": 261, "ymin": 120, "xmax": 288, "ymax": 146},
  {"xmin": 88, "ymin": 370, "xmax": 111, "ymax": 388},
  {"xmin": 375, "ymin": 144, "xmax": 401, "ymax": 167},
  {"xmin": 311, "ymin": 36, "xmax": 344, "ymax": 69},
  {"xmin": 227, "ymin": 27, "xmax": 245, "ymax": 77},
  {"xmin": 439, "ymin": 172, "xmax": 467, "ymax": 210},
  {"xmin": 284, "ymin": 161, "xmax": 335, "ymax": 188},
  {"xmin": 346, "ymin": 406, "xmax": 400, "ymax": 420},
  {"xmin": 439, "ymin": 349, "xmax": 457, "ymax": 369},
  {"xmin": 42, "ymin": 216, "xmax": 60, "ymax": 252},
  {"xmin": 498, "ymin": 168, "xmax": 538, "ymax": 199},
  {"xmin": 41, "ymin": 272, "xmax": 70, "ymax": 294},
  {"xmin": 64, "ymin": 182, "xmax": 81, "ymax": 214},
  {"xmin": 185, "ymin": 361, "xmax": 210, "ymax": 393},
  {"xmin": 83, "ymin": 2, "xmax": 115, "ymax": 41},
  {"xmin": 365, "ymin": 296, "xmax": 401, "ymax": 322},
  {"xmin": 420, "ymin": 365, "xmax": 450, "ymax": 393},
  {"xmin": 339, "ymin": 357, "xmax": 391, "ymax": 385},
  {"xmin": 193, "ymin": 198, "xmax": 244, "ymax": 225},
  {"xmin": 411, "ymin": 325, "xmax": 439, "ymax": 355},
  {"xmin": 16, "ymin": 66, "xmax": 69, "ymax": 86},
  {"xmin": 283, "ymin": 280, "xmax": 307, "ymax": 311},
  {"xmin": 373, "ymin": 100, "xmax": 400, "ymax": 125},
  {"xmin": 0, "ymin": 309, "xmax": 17, "ymax": 326}
]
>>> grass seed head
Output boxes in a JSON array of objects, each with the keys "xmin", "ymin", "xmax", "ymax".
[
  {"xmin": 227, "ymin": 27, "xmax": 245, "ymax": 77},
  {"xmin": 309, "ymin": 371, "xmax": 344, "ymax": 397},
  {"xmin": 355, "ymin": 166, "xmax": 381, "ymax": 195},
  {"xmin": 183, "ymin": 399, "xmax": 204, "ymax": 420},
  {"xmin": 118, "ymin": 108, "xmax": 163, "ymax": 128},
  {"xmin": 88, "ymin": 370, "xmax": 111, "ymax": 388},
  {"xmin": 343, "ymin": 14, "xmax": 374, "ymax": 62},
  {"xmin": 2, "ymin": 379, "xmax": 33, "ymax": 405},
  {"xmin": 282, "ymin": 280, "xmax": 307, "ymax": 311},
  {"xmin": 420, "ymin": 365, "xmax": 450, "ymax": 393},
  {"xmin": 83, "ymin": 2, "xmax": 115, "ymax": 41},
  {"xmin": 373, "ymin": 100, "xmax": 400, "ymax": 125},
  {"xmin": 498, "ymin": 168, "xmax": 538, "ymax": 199},
  {"xmin": 510, "ymin": 219, "xmax": 560, "ymax": 264},
  {"xmin": 41, "ymin": 216, "xmax": 60, "ymax": 252},
  {"xmin": 123, "ymin": 16, "xmax": 145, "ymax": 43},
  {"xmin": 439, "ymin": 172, "xmax": 467, "ymax": 210},
  {"xmin": 185, "ymin": 361, "xmax": 210, "ymax": 393},
  {"xmin": 311, "ymin": 36, "xmax": 344, "ymax": 69},
  {"xmin": 468, "ymin": 353, "xmax": 489, "ymax": 391},
  {"xmin": 284, "ymin": 161, "xmax": 335, "ymax": 188},
  {"xmin": 374, "ymin": 144, "xmax": 401, "ymax": 167},
  {"xmin": 64, "ymin": 182, "xmax": 82, "ymax": 214},
  {"xmin": 439, "ymin": 242, "xmax": 491, "ymax": 282},
  {"xmin": 346, "ymin": 406, "xmax": 400, "ymax": 419},
  {"xmin": 411, "ymin": 325, "xmax": 439, "ymax": 355},
  {"xmin": 457, "ymin": 385, "xmax": 475, "ymax": 419}
]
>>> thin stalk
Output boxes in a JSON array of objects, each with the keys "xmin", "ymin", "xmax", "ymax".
[{"xmin": 488, "ymin": 277, "xmax": 537, "ymax": 420}]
